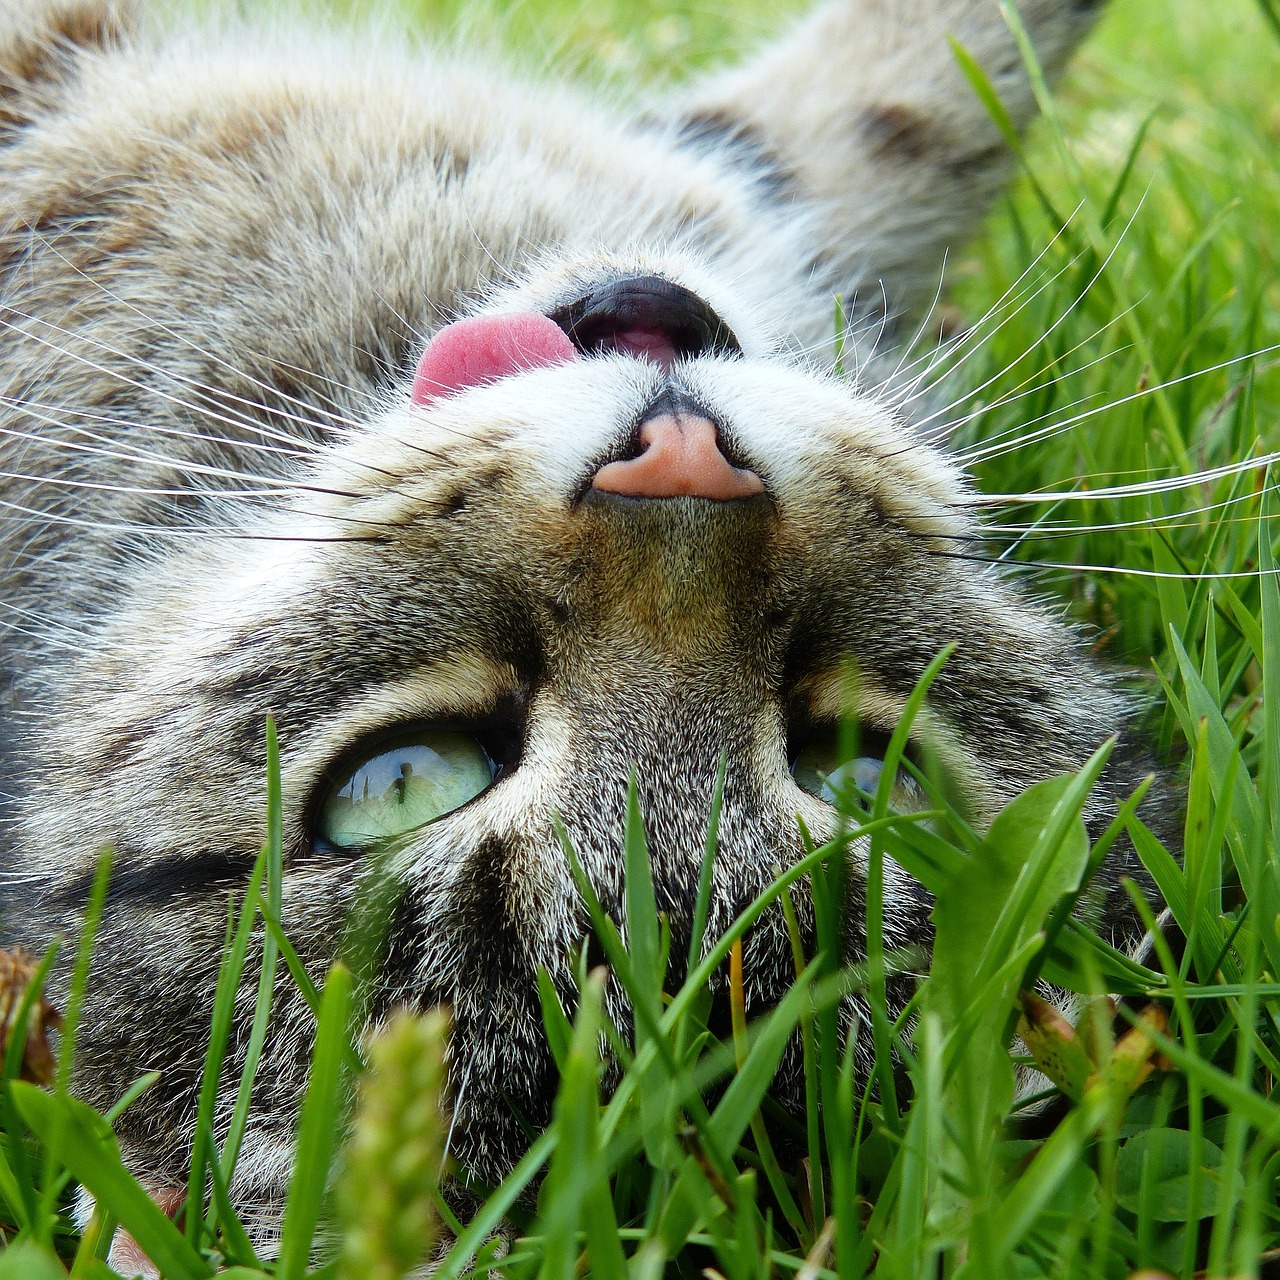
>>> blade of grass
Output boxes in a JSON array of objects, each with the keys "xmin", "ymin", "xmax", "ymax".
[
  {"xmin": 223, "ymin": 716, "xmax": 285, "ymax": 1183},
  {"xmin": 275, "ymin": 962, "xmax": 354, "ymax": 1280},
  {"xmin": 867, "ymin": 643, "xmax": 956, "ymax": 1133},
  {"xmin": 186, "ymin": 855, "xmax": 267, "ymax": 1251},
  {"xmin": 11, "ymin": 1084, "xmax": 213, "ymax": 1280},
  {"xmin": 0, "ymin": 943, "xmax": 61, "ymax": 1232}
]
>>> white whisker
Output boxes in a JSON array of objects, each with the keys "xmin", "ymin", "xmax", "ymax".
[
  {"xmin": 967, "ymin": 344, "xmax": 1280, "ymax": 489},
  {"xmin": 441, "ymin": 1052, "xmax": 474, "ymax": 1178},
  {"xmin": 0, "ymin": 599, "xmax": 90, "ymax": 645},
  {"xmin": 929, "ymin": 546, "xmax": 1280, "ymax": 582},
  {"xmin": 929, "ymin": 331, "xmax": 1133, "ymax": 451},
  {"xmin": 19, "ymin": 231, "xmax": 389, "ymax": 423},
  {"xmin": 882, "ymin": 199, "xmax": 1093, "ymax": 405},
  {"xmin": 912, "ymin": 196, "xmax": 1150, "ymax": 436},
  {"xmin": 0, "ymin": 405, "xmax": 370, "ymax": 501},
  {"xmin": 0, "ymin": 307, "xmax": 363, "ymax": 440}
]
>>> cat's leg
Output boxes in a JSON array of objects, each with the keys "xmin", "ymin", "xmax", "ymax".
[{"xmin": 677, "ymin": 0, "xmax": 1102, "ymax": 313}]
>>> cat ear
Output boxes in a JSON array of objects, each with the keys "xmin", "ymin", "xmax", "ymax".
[
  {"xmin": 0, "ymin": 0, "xmax": 133, "ymax": 136},
  {"xmin": 411, "ymin": 312, "xmax": 577, "ymax": 406}
]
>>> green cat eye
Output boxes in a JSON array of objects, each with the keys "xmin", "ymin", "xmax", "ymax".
[
  {"xmin": 791, "ymin": 740, "xmax": 919, "ymax": 809},
  {"xmin": 321, "ymin": 730, "xmax": 496, "ymax": 850}
]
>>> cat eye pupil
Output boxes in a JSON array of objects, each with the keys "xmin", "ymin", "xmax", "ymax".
[{"xmin": 320, "ymin": 730, "xmax": 497, "ymax": 851}]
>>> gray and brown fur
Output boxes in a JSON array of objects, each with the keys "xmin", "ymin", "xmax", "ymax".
[{"xmin": 0, "ymin": 0, "xmax": 1169, "ymax": 1249}]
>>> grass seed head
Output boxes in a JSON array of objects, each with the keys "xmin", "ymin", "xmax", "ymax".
[{"xmin": 336, "ymin": 1006, "xmax": 450, "ymax": 1280}]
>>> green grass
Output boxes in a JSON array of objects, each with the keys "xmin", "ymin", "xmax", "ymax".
[{"xmin": 5, "ymin": 0, "xmax": 1280, "ymax": 1275}]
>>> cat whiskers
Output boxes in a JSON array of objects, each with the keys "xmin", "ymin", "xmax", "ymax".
[
  {"xmin": 0, "ymin": 301, "xmax": 489, "ymax": 482},
  {"xmin": 920, "ymin": 545, "xmax": 1280, "ymax": 582},
  {"xmin": 874, "ymin": 198, "xmax": 1093, "ymax": 405},
  {"xmin": 906, "ymin": 199, "xmax": 1150, "ymax": 437},
  {"xmin": 0, "ymin": 395, "xmax": 316, "ymax": 469},
  {"xmin": 26, "ymin": 224, "xmax": 390, "ymax": 420},
  {"xmin": 889, "ymin": 314, "xmax": 1138, "ymax": 465},
  {"xmin": 962, "ymin": 341, "xmax": 1280, "ymax": 471},
  {"xmin": 0, "ymin": 600, "xmax": 91, "ymax": 652},
  {"xmin": 0, "ymin": 499, "xmax": 391, "ymax": 541},
  {"xmin": 0, "ymin": 306, "xmax": 368, "ymax": 445},
  {"xmin": 441, "ymin": 1050, "xmax": 474, "ymax": 1179},
  {"xmin": 872, "ymin": 246, "xmax": 953, "ymax": 385},
  {"xmin": 0, "ymin": 401, "xmax": 369, "ymax": 502}
]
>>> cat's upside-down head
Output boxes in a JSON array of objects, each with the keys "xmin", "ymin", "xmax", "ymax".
[{"xmin": 0, "ymin": 0, "xmax": 1163, "ymax": 1233}]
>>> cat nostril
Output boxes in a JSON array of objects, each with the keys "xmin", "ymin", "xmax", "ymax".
[{"xmin": 592, "ymin": 412, "xmax": 764, "ymax": 500}]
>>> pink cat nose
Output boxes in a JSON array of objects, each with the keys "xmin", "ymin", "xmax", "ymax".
[{"xmin": 591, "ymin": 412, "xmax": 764, "ymax": 500}]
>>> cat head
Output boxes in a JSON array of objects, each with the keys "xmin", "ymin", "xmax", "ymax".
[
  {"xmin": 0, "ymin": 0, "xmax": 1157, "ymax": 1201},
  {"xmin": 12, "ymin": 254, "xmax": 1148, "ymax": 1186}
]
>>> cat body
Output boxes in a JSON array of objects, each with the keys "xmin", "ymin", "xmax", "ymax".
[{"xmin": 0, "ymin": 0, "xmax": 1168, "ymax": 1243}]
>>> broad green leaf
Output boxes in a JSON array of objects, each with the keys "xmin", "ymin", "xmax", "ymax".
[
  {"xmin": 0, "ymin": 1241, "xmax": 67, "ymax": 1280},
  {"xmin": 1116, "ymin": 1128, "xmax": 1224, "ymax": 1220},
  {"xmin": 930, "ymin": 765, "xmax": 1094, "ymax": 1274},
  {"xmin": 974, "ymin": 745, "xmax": 1109, "ymax": 986},
  {"xmin": 933, "ymin": 770, "xmax": 1093, "ymax": 1070}
]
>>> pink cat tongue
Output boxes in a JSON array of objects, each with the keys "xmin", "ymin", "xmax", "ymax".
[{"xmin": 411, "ymin": 312, "xmax": 577, "ymax": 405}]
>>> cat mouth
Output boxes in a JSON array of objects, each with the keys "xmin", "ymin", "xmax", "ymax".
[
  {"xmin": 546, "ymin": 277, "xmax": 761, "ymax": 502},
  {"xmin": 549, "ymin": 275, "xmax": 741, "ymax": 369}
]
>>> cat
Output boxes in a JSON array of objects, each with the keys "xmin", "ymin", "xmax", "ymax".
[{"xmin": 0, "ymin": 0, "xmax": 1175, "ymax": 1254}]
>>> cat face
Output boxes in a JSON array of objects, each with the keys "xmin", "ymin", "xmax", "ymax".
[
  {"xmin": 14, "ymin": 250, "xmax": 1142, "ymax": 1192},
  {"xmin": 0, "ymin": 0, "xmax": 1155, "ymax": 1218}
]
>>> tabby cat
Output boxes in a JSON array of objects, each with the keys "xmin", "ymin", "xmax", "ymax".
[{"xmin": 0, "ymin": 0, "xmax": 1172, "ymax": 1252}]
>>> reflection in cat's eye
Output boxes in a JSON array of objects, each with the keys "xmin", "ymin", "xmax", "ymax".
[
  {"xmin": 321, "ymin": 731, "xmax": 496, "ymax": 849},
  {"xmin": 791, "ymin": 741, "xmax": 920, "ymax": 810}
]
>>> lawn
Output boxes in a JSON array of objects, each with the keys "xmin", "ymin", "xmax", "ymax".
[{"xmin": 2, "ymin": 0, "xmax": 1280, "ymax": 1276}]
